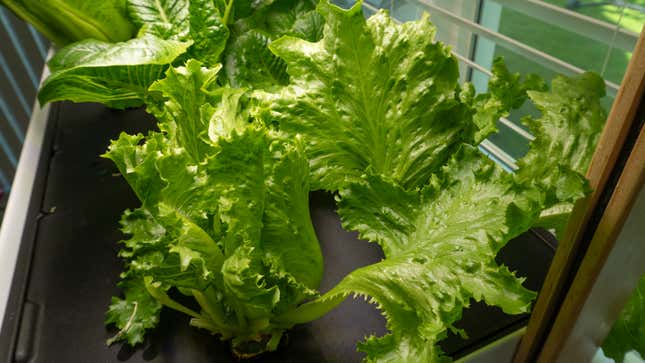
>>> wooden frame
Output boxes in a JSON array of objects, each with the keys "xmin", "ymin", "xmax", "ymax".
[
  {"xmin": 540, "ymin": 97, "xmax": 645, "ymax": 362},
  {"xmin": 513, "ymin": 26, "xmax": 645, "ymax": 362}
]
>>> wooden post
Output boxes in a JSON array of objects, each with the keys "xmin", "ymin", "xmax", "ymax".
[{"xmin": 513, "ymin": 25, "xmax": 645, "ymax": 363}]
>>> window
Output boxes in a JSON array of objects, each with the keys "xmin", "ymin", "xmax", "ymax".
[
  {"xmin": 0, "ymin": 6, "xmax": 48, "ymax": 220},
  {"xmin": 358, "ymin": 0, "xmax": 642, "ymax": 170}
]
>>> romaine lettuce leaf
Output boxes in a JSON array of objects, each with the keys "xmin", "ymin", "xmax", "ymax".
[
  {"xmin": 126, "ymin": 0, "xmax": 190, "ymax": 38},
  {"xmin": 0, "ymin": 0, "xmax": 135, "ymax": 45},
  {"xmin": 37, "ymin": 0, "xmax": 230, "ymax": 108},
  {"xmin": 39, "ymin": 36, "xmax": 191, "ymax": 109},
  {"xmin": 223, "ymin": 0, "xmax": 323, "ymax": 89},
  {"xmin": 128, "ymin": 0, "xmax": 230, "ymax": 66}
]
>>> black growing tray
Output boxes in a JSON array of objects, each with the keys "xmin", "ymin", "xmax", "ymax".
[{"xmin": 0, "ymin": 102, "xmax": 556, "ymax": 362}]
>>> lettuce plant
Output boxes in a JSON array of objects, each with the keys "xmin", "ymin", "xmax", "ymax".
[
  {"xmin": 5, "ymin": 0, "xmax": 607, "ymax": 361},
  {"xmin": 603, "ymin": 276, "xmax": 645, "ymax": 362},
  {"xmin": 31, "ymin": 0, "xmax": 323, "ymax": 108},
  {"xmin": 250, "ymin": 4, "xmax": 605, "ymax": 360},
  {"xmin": 104, "ymin": 60, "xmax": 323, "ymax": 356}
]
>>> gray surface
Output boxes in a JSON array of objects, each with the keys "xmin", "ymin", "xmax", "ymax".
[{"xmin": 459, "ymin": 328, "xmax": 524, "ymax": 363}]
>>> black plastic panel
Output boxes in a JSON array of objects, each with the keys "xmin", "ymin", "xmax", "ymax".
[{"xmin": 0, "ymin": 102, "xmax": 556, "ymax": 362}]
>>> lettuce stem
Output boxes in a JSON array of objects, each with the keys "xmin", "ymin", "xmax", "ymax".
[
  {"xmin": 275, "ymin": 292, "xmax": 347, "ymax": 324},
  {"xmin": 145, "ymin": 279, "xmax": 201, "ymax": 319},
  {"xmin": 222, "ymin": 0, "xmax": 235, "ymax": 25},
  {"xmin": 192, "ymin": 288, "xmax": 229, "ymax": 329}
]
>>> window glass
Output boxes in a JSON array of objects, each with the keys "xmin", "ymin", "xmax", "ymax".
[
  {"xmin": 593, "ymin": 275, "xmax": 645, "ymax": 363},
  {"xmin": 474, "ymin": 0, "xmax": 642, "ymax": 164},
  {"xmin": 0, "ymin": 7, "xmax": 49, "ymax": 222}
]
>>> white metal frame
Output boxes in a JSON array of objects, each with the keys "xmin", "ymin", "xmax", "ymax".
[{"xmin": 0, "ymin": 63, "xmax": 51, "ymax": 330}]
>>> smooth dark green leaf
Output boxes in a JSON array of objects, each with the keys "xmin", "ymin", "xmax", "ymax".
[
  {"xmin": 39, "ymin": 36, "xmax": 190, "ymax": 108},
  {"xmin": 224, "ymin": 0, "xmax": 322, "ymax": 89},
  {"xmin": 0, "ymin": 0, "xmax": 135, "ymax": 45},
  {"xmin": 127, "ymin": 0, "xmax": 189, "ymax": 38},
  {"xmin": 602, "ymin": 276, "xmax": 645, "ymax": 362},
  {"xmin": 187, "ymin": 0, "xmax": 230, "ymax": 66},
  {"xmin": 224, "ymin": 30, "xmax": 289, "ymax": 89},
  {"xmin": 232, "ymin": 0, "xmax": 275, "ymax": 21},
  {"xmin": 47, "ymin": 40, "xmax": 112, "ymax": 72}
]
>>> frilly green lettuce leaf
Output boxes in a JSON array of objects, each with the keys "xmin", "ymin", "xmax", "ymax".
[
  {"xmin": 261, "ymin": 135, "xmax": 323, "ymax": 289},
  {"xmin": 102, "ymin": 133, "xmax": 165, "ymax": 206},
  {"xmin": 255, "ymin": 1, "xmax": 474, "ymax": 190},
  {"xmin": 105, "ymin": 62, "xmax": 323, "ymax": 354},
  {"xmin": 278, "ymin": 146, "xmax": 538, "ymax": 362},
  {"xmin": 206, "ymin": 87, "xmax": 249, "ymax": 141},
  {"xmin": 203, "ymin": 127, "xmax": 267, "ymax": 256},
  {"xmin": 312, "ymin": 71, "xmax": 604, "ymax": 363},
  {"xmin": 148, "ymin": 59, "xmax": 223, "ymax": 161},
  {"xmin": 469, "ymin": 57, "xmax": 547, "ymax": 143},
  {"xmin": 249, "ymin": 4, "xmax": 603, "ymax": 360},
  {"xmin": 516, "ymin": 72, "xmax": 606, "ymax": 207},
  {"xmin": 222, "ymin": 246, "xmax": 282, "ymax": 320},
  {"xmin": 105, "ymin": 130, "xmax": 224, "ymax": 291},
  {"xmin": 105, "ymin": 276, "xmax": 162, "ymax": 346},
  {"xmin": 118, "ymin": 207, "xmax": 168, "ymax": 259}
]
